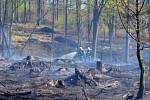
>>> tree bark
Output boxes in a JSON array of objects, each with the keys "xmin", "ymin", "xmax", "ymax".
[
  {"xmin": 28, "ymin": 0, "xmax": 31, "ymax": 22},
  {"xmin": 92, "ymin": 0, "xmax": 99, "ymax": 60},
  {"xmin": 16, "ymin": 0, "xmax": 19, "ymax": 22},
  {"xmin": 92, "ymin": 0, "xmax": 105, "ymax": 60},
  {"xmin": 76, "ymin": 0, "xmax": 81, "ymax": 48},
  {"xmin": 37, "ymin": 0, "xmax": 41, "ymax": 26},
  {"xmin": 136, "ymin": 0, "xmax": 145, "ymax": 98},
  {"xmin": 23, "ymin": 0, "xmax": 27, "ymax": 23},
  {"xmin": 125, "ymin": 0, "xmax": 129, "ymax": 62},
  {"xmin": 56, "ymin": 0, "xmax": 59, "ymax": 21},
  {"xmin": 108, "ymin": 8, "xmax": 114, "ymax": 61},
  {"xmin": 87, "ymin": 0, "xmax": 91, "ymax": 43},
  {"xmin": 0, "ymin": 0, "xmax": 1, "ymax": 23},
  {"xmin": 64, "ymin": 0, "xmax": 68, "ymax": 48}
]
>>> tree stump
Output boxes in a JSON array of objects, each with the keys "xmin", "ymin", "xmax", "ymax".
[{"xmin": 96, "ymin": 60, "xmax": 102, "ymax": 72}]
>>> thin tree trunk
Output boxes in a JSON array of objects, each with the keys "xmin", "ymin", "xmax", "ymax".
[
  {"xmin": 37, "ymin": 0, "xmax": 41, "ymax": 26},
  {"xmin": 76, "ymin": 0, "xmax": 81, "ymax": 48},
  {"xmin": 24, "ymin": 0, "xmax": 27, "ymax": 23},
  {"xmin": 125, "ymin": 0, "xmax": 129, "ymax": 62},
  {"xmin": 16, "ymin": 0, "xmax": 19, "ymax": 22},
  {"xmin": 50, "ymin": 0, "xmax": 55, "ymax": 60},
  {"xmin": 148, "ymin": 17, "xmax": 150, "ymax": 33},
  {"xmin": 56, "ymin": 0, "xmax": 59, "ymax": 21},
  {"xmin": 87, "ymin": 0, "xmax": 91, "ymax": 43},
  {"xmin": 0, "ymin": 0, "xmax": 2, "ymax": 46},
  {"xmin": 92, "ymin": 0, "xmax": 99, "ymax": 60},
  {"xmin": 2, "ymin": 0, "xmax": 9, "ymax": 57},
  {"xmin": 108, "ymin": 8, "xmax": 114, "ymax": 61},
  {"xmin": 8, "ymin": 0, "xmax": 15, "ymax": 57},
  {"xmin": 136, "ymin": 0, "xmax": 145, "ymax": 98},
  {"xmin": 28, "ymin": 0, "xmax": 31, "ymax": 22},
  {"xmin": 92, "ymin": 0, "xmax": 104, "ymax": 60},
  {"xmin": 64, "ymin": 0, "xmax": 68, "ymax": 41}
]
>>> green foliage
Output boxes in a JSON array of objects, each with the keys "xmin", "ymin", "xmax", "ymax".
[
  {"xmin": 68, "ymin": 14, "xmax": 76, "ymax": 26},
  {"xmin": 55, "ymin": 16, "xmax": 64, "ymax": 28}
]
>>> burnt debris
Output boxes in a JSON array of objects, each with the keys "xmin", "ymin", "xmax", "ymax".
[{"xmin": 9, "ymin": 56, "xmax": 50, "ymax": 71}]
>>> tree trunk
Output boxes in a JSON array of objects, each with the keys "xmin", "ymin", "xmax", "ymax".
[
  {"xmin": 148, "ymin": 17, "xmax": 150, "ymax": 33},
  {"xmin": 64, "ymin": 0, "xmax": 68, "ymax": 47},
  {"xmin": 125, "ymin": 0, "xmax": 129, "ymax": 62},
  {"xmin": 87, "ymin": 0, "xmax": 90, "ymax": 42},
  {"xmin": 8, "ymin": 0, "xmax": 15, "ymax": 57},
  {"xmin": 92, "ymin": 0, "xmax": 99, "ymax": 60},
  {"xmin": 23, "ymin": 0, "xmax": 27, "ymax": 23},
  {"xmin": 136, "ymin": 0, "xmax": 145, "ymax": 98},
  {"xmin": 28, "ymin": 0, "xmax": 31, "ymax": 22},
  {"xmin": 0, "ymin": 0, "xmax": 2, "ymax": 46},
  {"xmin": 49, "ymin": 0, "xmax": 55, "ymax": 61},
  {"xmin": 56, "ymin": 0, "xmax": 59, "ymax": 21},
  {"xmin": 2, "ymin": 0, "xmax": 8, "ymax": 57},
  {"xmin": 108, "ymin": 8, "xmax": 114, "ymax": 62},
  {"xmin": 92, "ymin": 0, "xmax": 105, "ymax": 60},
  {"xmin": 37, "ymin": 0, "xmax": 41, "ymax": 26},
  {"xmin": 76, "ymin": 0, "xmax": 81, "ymax": 48},
  {"xmin": 16, "ymin": 0, "xmax": 19, "ymax": 22}
]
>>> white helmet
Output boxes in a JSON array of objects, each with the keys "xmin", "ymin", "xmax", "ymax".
[
  {"xmin": 80, "ymin": 47, "xmax": 84, "ymax": 50},
  {"xmin": 88, "ymin": 47, "xmax": 91, "ymax": 50}
]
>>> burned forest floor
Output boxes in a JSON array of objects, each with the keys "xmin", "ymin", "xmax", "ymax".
[
  {"xmin": 0, "ymin": 57, "xmax": 150, "ymax": 100},
  {"xmin": 0, "ymin": 24, "xmax": 150, "ymax": 100}
]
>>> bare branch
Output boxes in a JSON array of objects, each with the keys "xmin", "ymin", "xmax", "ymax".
[
  {"xmin": 116, "ymin": 0, "xmax": 138, "ymax": 42},
  {"xmin": 138, "ymin": 0, "xmax": 145, "ymax": 13},
  {"xmin": 121, "ymin": 0, "xmax": 137, "ymax": 17},
  {"xmin": 97, "ymin": 0, "xmax": 109, "ymax": 19}
]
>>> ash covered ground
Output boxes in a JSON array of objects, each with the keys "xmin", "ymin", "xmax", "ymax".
[{"xmin": 0, "ymin": 54, "xmax": 150, "ymax": 100}]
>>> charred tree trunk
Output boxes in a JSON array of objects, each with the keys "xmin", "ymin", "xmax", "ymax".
[{"xmin": 136, "ymin": 0, "xmax": 145, "ymax": 98}]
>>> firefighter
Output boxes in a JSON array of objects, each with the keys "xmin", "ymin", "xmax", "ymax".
[
  {"xmin": 86, "ymin": 47, "xmax": 92, "ymax": 62},
  {"xmin": 78, "ymin": 47, "xmax": 85, "ymax": 61}
]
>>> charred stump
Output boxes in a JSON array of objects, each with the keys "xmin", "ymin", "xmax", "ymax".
[{"xmin": 96, "ymin": 60, "xmax": 102, "ymax": 72}]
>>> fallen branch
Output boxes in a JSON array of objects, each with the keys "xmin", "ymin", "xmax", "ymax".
[{"xmin": 4, "ymin": 91, "xmax": 32, "ymax": 96}]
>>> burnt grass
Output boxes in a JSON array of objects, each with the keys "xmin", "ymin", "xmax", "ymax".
[{"xmin": 0, "ymin": 57, "xmax": 150, "ymax": 100}]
